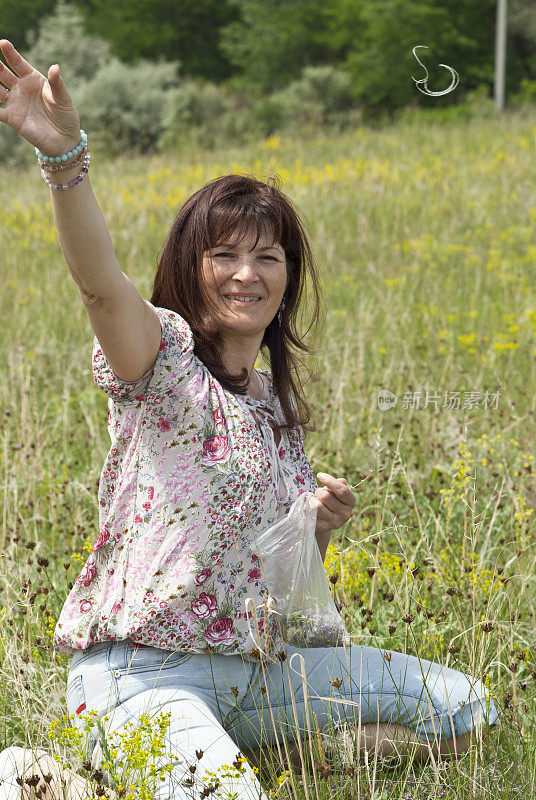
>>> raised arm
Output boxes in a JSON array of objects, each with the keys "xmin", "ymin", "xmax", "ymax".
[
  {"xmin": 0, "ymin": 39, "xmax": 124, "ymax": 303},
  {"xmin": 0, "ymin": 39, "xmax": 163, "ymax": 382}
]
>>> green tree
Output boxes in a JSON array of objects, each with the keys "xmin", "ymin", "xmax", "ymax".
[
  {"xmin": 339, "ymin": 0, "xmax": 497, "ymax": 119},
  {"xmin": 72, "ymin": 0, "xmax": 239, "ymax": 81},
  {"xmin": 22, "ymin": 0, "xmax": 111, "ymax": 89},
  {"xmin": 509, "ymin": 0, "xmax": 536, "ymax": 82},
  {"xmin": 219, "ymin": 0, "xmax": 336, "ymax": 95},
  {"xmin": 0, "ymin": 0, "xmax": 56, "ymax": 51}
]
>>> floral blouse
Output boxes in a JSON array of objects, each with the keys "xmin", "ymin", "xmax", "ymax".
[{"xmin": 53, "ymin": 302, "xmax": 318, "ymax": 661}]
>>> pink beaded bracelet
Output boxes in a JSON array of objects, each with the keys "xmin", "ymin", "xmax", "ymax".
[{"xmin": 40, "ymin": 151, "xmax": 91, "ymax": 190}]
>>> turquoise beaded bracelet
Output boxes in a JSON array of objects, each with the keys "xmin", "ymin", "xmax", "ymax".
[{"xmin": 35, "ymin": 130, "xmax": 88, "ymax": 163}]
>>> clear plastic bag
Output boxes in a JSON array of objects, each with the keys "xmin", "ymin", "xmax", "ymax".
[{"xmin": 252, "ymin": 491, "xmax": 351, "ymax": 648}]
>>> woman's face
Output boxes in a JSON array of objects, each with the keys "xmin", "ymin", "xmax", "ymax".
[{"xmin": 201, "ymin": 225, "xmax": 288, "ymax": 338}]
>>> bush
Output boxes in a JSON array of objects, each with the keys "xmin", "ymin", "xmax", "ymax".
[
  {"xmin": 159, "ymin": 80, "xmax": 259, "ymax": 150},
  {"xmin": 71, "ymin": 57, "xmax": 181, "ymax": 155},
  {"xmin": 394, "ymin": 84, "xmax": 497, "ymax": 127},
  {"xmin": 255, "ymin": 65, "xmax": 357, "ymax": 136},
  {"xmin": 218, "ymin": 105, "xmax": 262, "ymax": 146},
  {"xmin": 254, "ymin": 96, "xmax": 287, "ymax": 138},
  {"xmin": 0, "ymin": 125, "xmax": 34, "ymax": 170},
  {"xmin": 0, "ymin": 0, "xmax": 113, "ymax": 166},
  {"xmin": 510, "ymin": 78, "xmax": 536, "ymax": 107},
  {"xmin": 22, "ymin": 0, "xmax": 112, "ymax": 90}
]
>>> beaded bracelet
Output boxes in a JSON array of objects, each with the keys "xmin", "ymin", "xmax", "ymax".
[
  {"xmin": 40, "ymin": 145, "xmax": 89, "ymax": 173},
  {"xmin": 41, "ymin": 151, "xmax": 91, "ymax": 190},
  {"xmin": 35, "ymin": 130, "xmax": 87, "ymax": 163}
]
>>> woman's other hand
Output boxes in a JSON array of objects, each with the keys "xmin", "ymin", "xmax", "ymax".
[
  {"xmin": 0, "ymin": 39, "xmax": 81, "ymax": 155},
  {"xmin": 313, "ymin": 473, "xmax": 356, "ymax": 536}
]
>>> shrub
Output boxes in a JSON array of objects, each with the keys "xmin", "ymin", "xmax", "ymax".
[
  {"xmin": 22, "ymin": 0, "xmax": 112, "ymax": 90},
  {"xmin": 0, "ymin": 0, "xmax": 113, "ymax": 166},
  {"xmin": 394, "ymin": 84, "xmax": 497, "ymax": 127},
  {"xmin": 71, "ymin": 57, "xmax": 181, "ymax": 155},
  {"xmin": 159, "ymin": 80, "xmax": 258, "ymax": 150},
  {"xmin": 254, "ymin": 96, "xmax": 287, "ymax": 138},
  {"xmin": 511, "ymin": 78, "xmax": 536, "ymax": 107},
  {"xmin": 256, "ymin": 65, "xmax": 357, "ymax": 136},
  {"xmin": 0, "ymin": 125, "xmax": 34, "ymax": 170}
]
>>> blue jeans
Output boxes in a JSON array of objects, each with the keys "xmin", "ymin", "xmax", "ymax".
[{"xmin": 66, "ymin": 638, "xmax": 499, "ymax": 799}]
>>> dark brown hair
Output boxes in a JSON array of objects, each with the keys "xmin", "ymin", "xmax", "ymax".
[{"xmin": 150, "ymin": 173, "xmax": 326, "ymax": 438}]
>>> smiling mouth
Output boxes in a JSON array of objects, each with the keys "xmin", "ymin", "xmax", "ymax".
[{"xmin": 223, "ymin": 296, "xmax": 263, "ymax": 305}]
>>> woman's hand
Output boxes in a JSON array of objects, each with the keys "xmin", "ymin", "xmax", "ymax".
[
  {"xmin": 0, "ymin": 39, "xmax": 81, "ymax": 155},
  {"xmin": 313, "ymin": 473, "xmax": 356, "ymax": 536}
]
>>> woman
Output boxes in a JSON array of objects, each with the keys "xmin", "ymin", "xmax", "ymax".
[{"xmin": 0, "ymin": 40, "xmax": 498, "ymax": 800}]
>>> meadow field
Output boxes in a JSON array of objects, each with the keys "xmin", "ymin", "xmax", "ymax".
[{"xmin": 1, "ymin": 105, "xmax": 536, "ymax": 799}]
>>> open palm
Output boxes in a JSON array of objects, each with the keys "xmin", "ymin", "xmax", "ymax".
[{"xmin": 0, "ymin": 39, "xmax": 80, "ymax": 155}]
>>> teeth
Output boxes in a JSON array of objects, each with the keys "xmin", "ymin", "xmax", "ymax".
[{"xmin": 225, "ymin": 296, "xmax": 260, "ymax": 301}]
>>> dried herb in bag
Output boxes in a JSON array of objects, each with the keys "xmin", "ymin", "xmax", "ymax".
[{"xmin": 253, "ymin": 492, "xmax": 351, "ymax": 648}]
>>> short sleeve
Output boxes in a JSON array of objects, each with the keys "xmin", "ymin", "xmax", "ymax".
[{"xmin": 91, "ymin": 301, "xmax": 195, "ymax": 402}]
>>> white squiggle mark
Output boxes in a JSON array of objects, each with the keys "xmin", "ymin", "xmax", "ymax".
[{"xmin": 412, "ymin": 45, "xmax": 459, "ymax": 96}]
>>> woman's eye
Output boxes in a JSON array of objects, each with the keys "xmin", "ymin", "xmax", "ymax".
[{"xmin": 215, "ymin": 252, "xmax": 277, "ymax": 261}]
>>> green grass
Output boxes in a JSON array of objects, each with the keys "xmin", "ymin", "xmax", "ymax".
[{"xmin": 1, "ymin": 104, "xmax": 536, "ymax": 798}]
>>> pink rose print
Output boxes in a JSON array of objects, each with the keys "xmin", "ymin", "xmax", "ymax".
[
  {"xmin": 148, "ymin": 487, "xmax": 154, "ymax": 501},
  {"xmin": 248, "ymin": 567, "xmax": 261, "ymax": 583},
  {"xmin": 191, "ymin": 593, "xmax": 218, "ymax": 620},
  {"xmin": 77, "ymin": 559, "xmax": 98, "ymax": 587},
  {"xmin": 195, "ymin": 568, "xmax": 212, "ymax": 585},
  {"xmin": 214, "ymin": 408, "xmax": 224, "ymax": 426},
  {"xmin": 157, "ymin": 418, "xmax": 171, "ymax": 432},
  {"xmin": 111, "ymin": 602, "xmax": 122, "ymax": 614},
  {"xmin": 79, "ymin": 598, "xmax": 94, "ymax": 613},
  {"xmin": 93, "ymin": 524, "xmax": 110, "ymax": 552},
  {"xmin": 135, "ymin": 514, "xmax": 143, "ymax": 524},
  {"xmin": 204, "ymin": 616, "xmax": 235, "ymax": 646},
  {"xmin": 203, "ymin": 435, "xmax": 231, "ymax": 463}
]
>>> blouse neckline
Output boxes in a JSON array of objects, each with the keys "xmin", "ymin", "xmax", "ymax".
[
  {"xmin": 240, "ymin": 370, "xmax": 275, "ymax": 407},
  {"xmin": 233, "ymin": 370, "xmax": 290, "ymax": 504}
]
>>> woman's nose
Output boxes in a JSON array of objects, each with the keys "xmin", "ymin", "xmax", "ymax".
[{"xmin": 232, "ymin": 259, "xmax": 258, "ymax": 277}]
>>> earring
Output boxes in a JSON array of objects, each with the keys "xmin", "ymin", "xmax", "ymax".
[{"xmin": 277, "ymin": 297, "xmax": 286, "ymax": 325}]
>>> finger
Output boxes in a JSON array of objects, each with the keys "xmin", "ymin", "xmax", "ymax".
[
  {"xmin": 315, "ymin": 487, "xmax": 347, "ymax": 516},
  {"xmin": 0, "ymin": 60, "xmax": 18, "ymax": 89},
  {"xmin": 317, "ymin": 473, "xmax": 356, "ymax": 507},
  {"xmin": 47, "ymin": 63, "xmax": 72, "ymax": 106},
  {"xmin": 315, "ymin": 501, "xmax": 350, "ymax": 534},
  {"xmin": 0, "ymin": 39, "xmax": 34, "ymax": 78}
]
